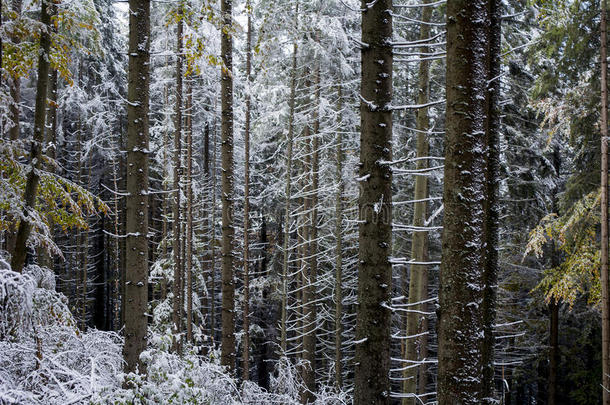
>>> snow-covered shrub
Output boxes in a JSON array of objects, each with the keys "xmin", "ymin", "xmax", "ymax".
[
  {"xmin": 0, "ymin": 259, "xmax": 122, "ymax": 404},
  {"xmin": 23, "ymin": 264, "xmax": 56, "ymax": 290},
  {"xmin": 0, "ymin": 325, "xmax": 123, "ymax": 404},
  {"xmin": 0, "ymin": 267, "xmax": 35, "ymax": 340},
  {"xmin": 97, "ymin": 348, "xmax": 241, "ymax": 405}
]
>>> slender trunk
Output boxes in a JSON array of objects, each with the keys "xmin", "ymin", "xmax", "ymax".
[
  {"xmin": 300, "ymin": 124, "xmax": 312, "ymax": 398},
  {"xmin": 220, "ymin": 0, "xmax": 235, "ymax": 371},
  {"xmin": 417, "ymin": 227, "xmax": 430, "ymax": 396},
  {"xmin": 548, "ymin": 299, "xmax": 559, "ymax": 405},
  {"xmin": 7, "ymin": 0, "xmax": 22, "ymax": 141},
  {"xmin": 281, "ymin": 0, "xmax": 299, "ymax": 355},
  {"xmin": 303, "ymin": 54, "xmax": 321, "ymax": 404},
  {"xmin": 211, "ymin": 114, "xmax": 218, "ymax": 342},
  {"xmin": 123, "ymin": 0, "xmax": 150, "ymax": 374},
  {"xmin": 10, "ymin": 0, "xmax": 51, "ymax": 273},
  {"xmin": 334, "ymin": 84, "xmax": 344, "ymax": 390},
  {"xmin": 353, "ymin": 0, "xmax": 393, "ymax": 403},
  {"xmin": 161, "ymin": 37, "xmax": 170, "ymax": 300},
  {"xmin": 438, "ymin": 1, "xmax": 489, "ymax": 403},
  {"xmin": 201, "ymin": 119, "xmax": 210, "ymax": 332},
  {"xmin": 172, "ymin": 10, "xmax": 184, "ymax": 352},
  {"xmin": 76, "ymin": 60, "xmax": 84, "ymax": 323},
  {"xmin": 403, "ymin": 3, "xmax": 432, "ymax": 403},
  {"xmin": 81, "ymin": 158, "xmax": 91, "ymax": 330},
  {"xmin": 39, "ymin": 57, "xmax": 59, "ymax": 270},
  {"xmin": 112, "ymin": 158, "xmax": 121, "ymax": 331},
  {"xmin": 602, "ymin": 1, "xmax": 610, "ymax": 403},
  {"xmin": 242, "ymin": 1, "xmax": 252, "ymax": 381},
  {"xmin": 161, "ymin": 87, "xmax": 169, "ymax": 299},
  {"xmin": 46, "ymin": 69, "xmax": 59, "ymax": 162},
  {"xmin": 186, "ymin": 78, "xmax": 194, "ymax": 343}
]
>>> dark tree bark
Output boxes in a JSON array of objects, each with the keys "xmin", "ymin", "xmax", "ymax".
[
  {"xmin": 123, "ymin": 0, "xmax": 150, "ymax": 375},
  {"xmin": 602, "ymin": 1, "xmax": 610, "ymax": 403},
  {"xmin": 10, "ymin": 0, "xmax": 52, "ymax": 273},
  {"xmin": 438, "ymin": 1, "xmax": 490, "ymax": 403},
  {"xmin": 172, "ymin": 9, "xmax": 183, "ymax": 353},
  {"xmin": 482, "ymin": 0, "xmax": 501, "ymax": 401},
  {"xmin": 220, "ymin": 0, "xmax": 235, "ymax": 372},
  {"xmin": 334, "ymin": 84, "xmax": 344, "ymax": 390},
  {"xmin": 302, "ymin": 54, "xmax": 321, "ymax": 404},
  {"xmin": 403, "ymin": 3, "xmax": 433, "ymax": 402},
  {"xmin": 186, "ymin": 79, "xmax": 193, "ymax": 343},
  {"xmin": 242, "ymin": 0, "xmax": 252, "ymax": 381},
  {"xmin": 353, "ymin": 0, "xmax": 393, "ymax": 403},
  {"xmin": 7, "ymin": 0, "xmax": 22, "ymax": 142}
]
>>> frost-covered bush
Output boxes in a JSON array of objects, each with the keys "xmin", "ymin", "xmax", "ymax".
[
  {"xmin": 0, "ymin": 261, "xmax": 122, "ymax": 404},
  {"xmin": 0, "ymin": 326, "xmax": 123, "ymax": 404},
  {"xmin": 0, "ymin": 266, "xmax": 35, "ymax": 339},
  {"xmin": 24, "ymin": 264, "xmax": 56, "ymax": 290},
  {"xmin": 97, "ymin": 348, "xmax": 241, "ymax": 405}
]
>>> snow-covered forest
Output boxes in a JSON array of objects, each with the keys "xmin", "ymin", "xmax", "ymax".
[{"xmin": 0, "ymin": 0, "xmax": 608, "ymax": 403}]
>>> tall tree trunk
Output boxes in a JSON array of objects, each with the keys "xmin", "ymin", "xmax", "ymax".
[
  {"xmin": 186, "ymin": 78, "xmax": 194, "ymax": 343},
  {"xmin": 438, "ymin": 1, "xmax": 489, "ymax": 403},
  {"xmin": 242, "ymin": 0, "xmax": 252, "ymax": 381},
  {"xmin": 281, "ymin": 0, "xmax": 299, "ymax": 355},
  {"xmin": 80, "ymin": 158, "xmax": 91, "ymax": 330},
  {"xmin": 161, "ymin": 80, "xmax": 169, "ymax": 300},
  {"xmin": 201, "ymin": 119, "xmax": 210, "ymax": 333},
  {"xmin": 334, "ymin": 84, "xmax": 344, "ymax": 390},
  {"xmin": 211, "ymin": 115, "xmax": 218, "ymax": 342},
  {"xmin": 10, "ymin": 0, "xmax": 52, "ymax": 273},
  {"xmin": 220, "ymin": 0, "xmax": 235, "ymax": 372},
  {"xmin": 602, "ymin": 1, "xmax": 610, "ymax": 402},
  {"xmin": 299, "ymin": 123, "xmax": 312, "ymax": 399},
  {"xmin": 417, "ymin": 227, "xmax": 430, "ymax": 396},
  {"xmin": 303, "ymin": 54, "xmax": 321, "ymax": 404},
  {"xmin": 111, "ymin": 158, "xmax": 121, "ymax": 331},
  {"xmin": 123, "ymin": 0, "xmax": 150, "ymax": 375},
  {"xmin": 403, "ymin": 3, "xmax": 433, "ymax": 403},
  {"xmin": 172, "ymin": 10, "xmax": 184, "ymax": 352},
  {"xmin": 353, "ymin": 0, "xmax": 393, "ymax": 403},
  {"xmin": 75, "ymin": 60, "xmax": 84, "ymax": 324},
  {"xmin": 482, "ymin": 0, "xmax": 501, "ymax": 401},
  {"xmin": 39, "ymin": 53, "xmax": 59, "ymax": 270},
  {"xmin": 7, "ymin": 0, "xmax": 22, "ymax": 141}
]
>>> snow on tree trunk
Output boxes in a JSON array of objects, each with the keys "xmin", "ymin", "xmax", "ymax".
[
  {"xmin": 438, "ymin": 1, "xmax": 490, "ymax": 403},
  {"xmin": 482, "ymin": 0, "xmax": 501, "ymax": 401},
  {"xmin": 601, "ymin": 0, "xmax": 610, "ymax": 402},
  {"xmin": 172, "ymin": 8, "xmax": 184, "ymax": 353},
  {"xmin": 353, "ymin": 0, "xmax": 393, "ymax": 403},
  {"xmin": 220, "ymin": 0, "xmax": 236, "ymax": 372},
  {"xmin": 123, "ymin": 0, "xmax": 150, "ymax": 375},
  {"xmin": 403, "ymin": 3, "xmax": 433, "ymax": 403}
]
